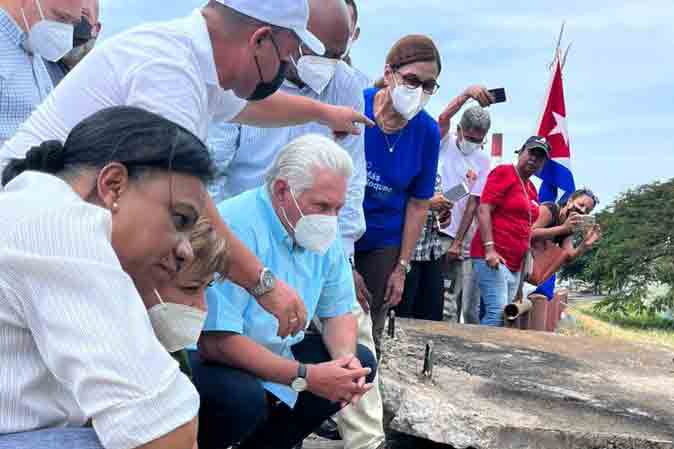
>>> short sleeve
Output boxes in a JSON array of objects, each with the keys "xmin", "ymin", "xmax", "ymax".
[
  {"xmin": 315, "ymin": 245, "xmax": 356, "ymax": 319},
  {"xmin": 203, "ymin": 280, "xmax": 251, "ymax": 334},
  {"xmin": 470, "ymin": 154, "xmax": 492, "ymax": 196},
  {"xmin": 3, "ymin": 203, "xmax": 198, "ymax": 449},
  {"xmin": 210, "ymin": 88, "xmax": 248, "ymax": 123},
  {"xmin": 480, "ymin": 165, "xmax": 515, "ymax": 207},
  {"xmin": 409, "ymin": 118, "xmax": 441, "ymax": 200}
]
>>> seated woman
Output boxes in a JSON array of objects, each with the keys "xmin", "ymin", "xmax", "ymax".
[
  {"xmin": 529, "ymin": 188, "xmax": 602, "ymax": 297},
  {"xmin": 150, "ymin": 216, "xmax": 229, "ymax": 378},
  {"xmin": 0, "ymin": 106, "xmax": 213, "ymax": 449}
]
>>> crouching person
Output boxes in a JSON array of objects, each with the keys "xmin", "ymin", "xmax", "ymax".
[{"xmin": 189, "ymin": 134, "xmax": 377, "ymax": 449}]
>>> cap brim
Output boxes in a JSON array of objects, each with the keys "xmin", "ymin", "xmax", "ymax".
[{"xmin": 295, "ymin": 28, "xmax": 325, "ymax": 55}]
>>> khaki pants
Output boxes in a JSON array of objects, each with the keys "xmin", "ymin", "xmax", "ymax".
[{"xmin": 336, "ymin": 304, "xmax": 385, "ymax": 449}]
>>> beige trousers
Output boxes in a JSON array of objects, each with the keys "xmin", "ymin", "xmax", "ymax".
[{"xmin": 336, "ymin": 304, "xmax": 385, "ymax": 449}]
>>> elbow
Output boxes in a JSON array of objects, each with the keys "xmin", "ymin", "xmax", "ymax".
[{"xmin": 197, "ymin": 333, "xmax": 231, "ymax": 364}]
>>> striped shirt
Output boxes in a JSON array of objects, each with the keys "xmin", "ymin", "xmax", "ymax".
[
  {"xmin": 0, "ymin": 172, "xmax": 199, "ymax": 449},
  {"xmin": 0, "ymin": 8, "xmax": 53, "ymax": 146}
]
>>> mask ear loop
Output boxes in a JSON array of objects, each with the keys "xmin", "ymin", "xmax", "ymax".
[{"xmin": 153, "ymin": 289, "xmax": 165, "ymax": 305}]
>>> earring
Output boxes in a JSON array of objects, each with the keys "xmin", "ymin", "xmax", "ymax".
[{"xmin": 112, "ymin": 202, "xmax": 119, "ymax": 212}]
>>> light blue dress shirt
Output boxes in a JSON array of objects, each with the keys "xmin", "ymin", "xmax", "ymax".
[
  {"xmin": 202, "ymin": 187, "xmax": 356, "ymax": 407},
  {"xmin": 0, "ymin": 8, "xmax": 53, "ymax": 146},
  {"xmin": 206, "ymin": 62, "xmax": 367, "ymax": 256}
]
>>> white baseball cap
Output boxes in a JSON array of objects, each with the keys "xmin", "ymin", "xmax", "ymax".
[{"xmin": 214, "ymin": 0, "xmax": 325, "ymax": 55}]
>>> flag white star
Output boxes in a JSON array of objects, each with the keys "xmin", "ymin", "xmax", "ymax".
[{"xmin": 548, "ymin": 111, "xmax": 569, "ymax": 146}]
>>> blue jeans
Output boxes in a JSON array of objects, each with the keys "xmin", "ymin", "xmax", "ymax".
[
  {"xmin": 0, "ymin": 428, "xmax": 102, "ymax": 449},
  {"xmin": 473, "ymin": 259, "xmax": 521, "ymax": 327}
]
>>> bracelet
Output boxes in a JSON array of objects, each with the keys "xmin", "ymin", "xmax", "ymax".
[{"xmin": 484, "ymin": 241, "xmax": 495, "ymax": 247}]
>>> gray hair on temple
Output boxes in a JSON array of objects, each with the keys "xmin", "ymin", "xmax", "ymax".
[
  {"xmin": 266, "ymin": 133, "xmax": 353, "ymax": 196},
  {"xmin": 460, "ymin": 105, "xmax": 491, "ymax": 135}
]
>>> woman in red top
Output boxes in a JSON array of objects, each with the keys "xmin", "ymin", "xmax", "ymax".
[{"xmin": 470, "ymin": 136, "xmax": 549, "ymax": 326}]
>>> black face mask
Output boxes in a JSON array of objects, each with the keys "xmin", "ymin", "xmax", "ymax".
[
  {"xmin": 247, "ymin": 35, "xmax": 288, "ymax": 102},
  {"xmin": 73, "ymin": 17, "xmax": 93, "ymax": 47}
]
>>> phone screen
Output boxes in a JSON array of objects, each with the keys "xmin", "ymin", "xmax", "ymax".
[
  {"xmin": 488, "ymin": 88, "xmax": 507, "ymax": 104},
  {"xmin": 444, "ymin": 183, "xmax": 470, "ymax": 203}
]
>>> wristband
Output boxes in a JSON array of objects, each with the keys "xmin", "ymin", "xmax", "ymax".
[{"xmin": 484, "ymin": 241, "xmax": 495, "ymax": 248}]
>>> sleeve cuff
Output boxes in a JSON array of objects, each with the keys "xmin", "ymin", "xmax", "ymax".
[{"xmin": 93, "ymin": 371, "xmax": 199, "ymax": 449}]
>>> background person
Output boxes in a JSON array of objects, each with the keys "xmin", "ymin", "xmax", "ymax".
[
  {"xmin": 354, "ymin": 35, "xmax": 442, "ymax": 357},
  {"xmin": 437, "ymin": 97, "xmax": 493, "ymax": 324},
  {"xmin": 0, "ymin": 0, "xmax": 83, "ymax": 147},
  {"xmin": 0, "ymin": 106, "xmax": 214, "ymax": 449},
  {"xmin": 190, "ymin": 134, "xmax": 376, "ymax": 449},
  {"xmin": 470, "ymin": 136, "xmax": 549, "ymax": 327},
  {"xmin": 0, "ymin": 0, "xmax": 375, "ymax": 342}
]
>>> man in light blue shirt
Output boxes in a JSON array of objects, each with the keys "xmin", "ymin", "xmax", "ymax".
[
  {"xmin": 0, "ymin": 0, "xmax": 82, "ymax": 146},
  {"xmin": 190, "ymin": 134, "xmax": 376, "ymax": 449}
]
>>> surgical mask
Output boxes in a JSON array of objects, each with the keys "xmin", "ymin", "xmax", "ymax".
[
  {"xmin": 282, "ymin": 189, "xmax": 338, "ymax": 255},
  {"xmin": 148, "ymin": 290, "xmax": 207, "ymax": 353},
  {"xmin": 293, "ymin": 50, "xmax": 338, "ymax": 95},
  {"xmin": 21, "ymin": 0, "xmax": 74, "ymax": 62},
  {"xmin": 72, "ymin": 16, "xmax": 93, "ymax": 47},
  {"xmin": 458, "ymin": 139, "xmax": 481, "ymax": 156},
  {"xmin": 390, "ymin": 78, "xmax": 430, "ymax": 121},
  {"xmin": 248, "ymin": 35, "xmax": 288, "ymax": 101}
]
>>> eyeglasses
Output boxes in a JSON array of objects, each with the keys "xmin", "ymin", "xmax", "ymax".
[{"xmin": 395, "ymin": 71, "xmax": 439, "ymax": 95}]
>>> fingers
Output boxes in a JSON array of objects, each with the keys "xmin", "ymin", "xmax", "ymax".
[
  {"xmin": 383, "ymin": 278, "xmax": 395, "ymax": 305},
  {"xmin": 277, "ymin": 316, "xmax": 290, "ymax": 338},
  {"xmin": 347, "ymin": 367, "xmax": 372, "ymax": 380},
  {"xmin": 353, "ymin": 111, "xmax": 375, "ymax": 128},
  {"xmin": 357, "ymin": 293, "xmax": 370, "ymax": 313}
]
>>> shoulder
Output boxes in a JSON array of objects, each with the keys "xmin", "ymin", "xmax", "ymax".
[
  {"xmin": 414, "ymin": 111, "xmax": 441, "ymax": 146},
  {"xmin": 473, "ymin": 150, "xmax": 492, "ymax": 170},
  {"xmin": 216, "ymin": 188, "xmax": 265, "ymax": 241}
]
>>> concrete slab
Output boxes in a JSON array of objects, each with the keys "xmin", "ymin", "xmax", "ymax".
[{"xmin": 380, "ymin": 319, "xmax": 674, "ymax": 449}]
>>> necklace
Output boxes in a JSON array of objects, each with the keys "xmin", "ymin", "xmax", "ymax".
[{"xmin": 382, "ymin": 128, "xmax": 405, "ymax": 153}]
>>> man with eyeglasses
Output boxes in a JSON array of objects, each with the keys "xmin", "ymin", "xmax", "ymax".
[{"xmin": 437, "ymin": 88, "xmax": 494, "ymax": 324}]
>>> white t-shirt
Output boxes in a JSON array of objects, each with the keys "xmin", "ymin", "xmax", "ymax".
[
  {"xmin": 0, "ymin": 9, "xmax": 247, "ymax": 164},
  {"xmin": 439, "ymin": 132, "xmax": 491, "ymax": 238}
]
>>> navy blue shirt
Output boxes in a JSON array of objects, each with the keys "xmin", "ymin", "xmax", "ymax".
[{"xmin": 356, "ymin": 87, "xmax": 441, "ymax": 252}]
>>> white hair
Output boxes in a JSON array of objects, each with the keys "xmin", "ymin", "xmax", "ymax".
[{"xmin": 266, "ymin": 134, "xmax": 353, "ymax": 195}]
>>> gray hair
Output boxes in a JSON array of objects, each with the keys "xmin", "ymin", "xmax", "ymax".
[
  {"xmin": 266, "ymin": 134, "xmax": 353, "ymax": 195},
  {"xmin": 460, "ymin": 105, "xmax": 491, "ymax": 134}
]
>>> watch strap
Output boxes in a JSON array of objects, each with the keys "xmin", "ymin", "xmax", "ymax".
[{"xmin": 297, "ymin": 363, "xmax": 307, "ymax": 379}]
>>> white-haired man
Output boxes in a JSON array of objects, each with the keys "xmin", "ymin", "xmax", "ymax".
[
  {"xmin": 189, "ymin": 134, "xmax": 377, "ymax": 449},
  {"xmin": 437, "ymin": 87, "xmax": 494, "ymax": 323}
]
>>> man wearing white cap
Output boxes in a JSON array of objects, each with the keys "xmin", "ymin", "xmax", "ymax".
[{"xmin": 0, "ymin": 0, "xmax": 373, "ymax": 342}]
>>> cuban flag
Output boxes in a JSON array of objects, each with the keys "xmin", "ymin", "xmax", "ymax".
[{"xmin": 534, "ymin": 50, "xmax": 575, "ymax": 299}]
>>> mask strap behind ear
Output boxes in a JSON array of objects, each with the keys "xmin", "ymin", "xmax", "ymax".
[
  {"xmin": 35, "ymin": 0, "xmax": 46, "ymax": 20},
  {"xmin": 153, "ymin": 289, "xmax": 165, "ymax": 305}
]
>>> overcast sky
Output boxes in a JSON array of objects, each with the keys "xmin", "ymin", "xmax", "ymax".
[{"xmin": 98, "ymin": 0, "xmax": 674, "ymax": 208}]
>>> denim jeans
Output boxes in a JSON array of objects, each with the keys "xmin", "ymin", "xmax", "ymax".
[
  {"xmin": 0, "ymin": 428, "xmax": 102, "ymax": 449},
  {"xmin": 473, "ymin": 259, "xmax": 521, "ymax": 327},
  {"xmin": 190, "ymin": 335, "xmax": 377, "ymax": 449}
]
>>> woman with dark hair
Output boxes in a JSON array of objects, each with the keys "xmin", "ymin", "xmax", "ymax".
[
  {"xmin": 470, "ymin": 136, "xmax": 549, "ymax": 327},
  {"xmin": 0, "ymin": 106, "xmax": 212, "ymax": 449},
  {"xmin": 354, "ymin": 35, "xmax": 442, "ymax": 357}
]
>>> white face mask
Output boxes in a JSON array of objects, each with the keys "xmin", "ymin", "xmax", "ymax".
[
  {"xmin": 282, "ymin": 189, "xmax": 338, "ymax": 255},
  {"xmin": 21, "ymin": 0, "xmax": 74, "ymax": 62},
  {"xmin": 148, "ymin": 290, "xmax": 207, "ymax": 353},
  {"xmin": 390, "ymin": 77, "xmax": 430, "ymax": 121},
  {"xmin": 293, "ymin": 50, "xmax": 339, "ymax": 95},
  {"xmin": 458, "ymin": 139, "xmax": 481, "ymax": 156}
]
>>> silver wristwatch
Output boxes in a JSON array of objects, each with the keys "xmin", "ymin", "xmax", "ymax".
[
  {"xmin": 398, "ymin": 259, "xmax": 411, "ymax": 274},
  {"xmin": 291, "ymin": 363, "xmax": 308, "ymax": 392},
  {"xmin": 249, "ymin": 267, "xmax": 276, "ymax": 298}
]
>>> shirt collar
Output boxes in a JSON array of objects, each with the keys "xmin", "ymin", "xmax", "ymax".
[
  {"xmin": 6, "ymin": 171, "xmax": 81, "ymax": 202},
  {"xmin": 189, "ymin": 9, "xmax": 219, "ymax": 86},
  {"xmin": 0, "ymin": 8, "xmax": 26, "ymax": 48},
  {"xmin": 258, "ymin": 187, "xmax": 298, "ymax": 252}
]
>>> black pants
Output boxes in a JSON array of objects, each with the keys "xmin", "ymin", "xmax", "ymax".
[
  {"xmin": 190, "ymin": 335, "xmax": 377, "ymax": 449},
  {"xmin": 396, "ymin": 258, "xmax": 445, "ymax": 321}
]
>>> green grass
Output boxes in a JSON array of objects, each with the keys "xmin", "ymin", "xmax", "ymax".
[{"xmin": 562, "ymin": 301, "xmax": 674, "ymax": 350}]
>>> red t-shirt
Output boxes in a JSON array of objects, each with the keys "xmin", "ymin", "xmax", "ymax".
[{"xmin": 470, "ymin": 164, "xmax": 540, "ymax": 272}]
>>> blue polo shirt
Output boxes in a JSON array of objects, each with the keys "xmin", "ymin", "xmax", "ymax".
[
  {"xmin": 202, "ymin": 186, "xmax": 355, "ymax": 407},
  {"xmin": 355, "ymin": 87, "xmax": 441, "ymax": 252}
]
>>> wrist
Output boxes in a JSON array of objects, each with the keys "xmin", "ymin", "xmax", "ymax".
[{"xmin": 397, "ymin": 258, "xmax": 411, "ymax": 275}]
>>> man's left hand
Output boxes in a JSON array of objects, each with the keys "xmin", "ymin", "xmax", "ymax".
[
  {"xmin": 320, "ymin": 105, "xmax": 375, "ymax": 139},
  {"xmin": 341, "ymin": 355, "xmax": 367, "ymax": 407}
]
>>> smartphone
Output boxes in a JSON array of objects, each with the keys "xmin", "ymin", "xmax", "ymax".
[
  {"xmin": 444, "ymin": 182, "xmax": 470, "ymax": 203},
  {"xmin": 578, "ymin": 215, "xmax": 596, "ymax": 234},
  {"xmin": 488, "ymin": 88, "xmax": 507, "ymax": 104}
]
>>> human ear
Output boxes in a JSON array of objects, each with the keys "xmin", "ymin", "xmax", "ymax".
[{"xmin": 96, "ymin": 162, "xmax": 130, "ymax": 211}]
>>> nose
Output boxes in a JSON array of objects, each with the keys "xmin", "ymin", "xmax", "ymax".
[{"xmin": 175, "ymin": 236, "xmax": 194, "ymax": 273}]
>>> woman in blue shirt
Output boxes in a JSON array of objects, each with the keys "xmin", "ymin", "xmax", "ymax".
[{"xmin": 354, "ymin": 35, "xmax": 442, "ymax": 357}]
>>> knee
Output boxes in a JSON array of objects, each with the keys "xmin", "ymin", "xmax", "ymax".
[{"xmin": 356, "ymin": 344, "xmax": 377, "ymax": 383}]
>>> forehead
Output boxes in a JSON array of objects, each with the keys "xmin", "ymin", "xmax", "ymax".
[
  {"xmin": 575, "ymin": 194, "xmax": 595, "ymax": 207},
  {"xmin": 397, "ymin": 60, "xmax": 439, "ymax": 80},
  {"xmin": 303, "ymin": 168, "xmax": 347, "ymax": 203},
  {"xmin": 140, "ymin": 172, "xmax": 206, "ymax": 213}
]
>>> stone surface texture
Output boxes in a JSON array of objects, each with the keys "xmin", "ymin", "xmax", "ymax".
[{"xmin": 379, "ymin": 319, "xmax": 674, "ymax": 449}]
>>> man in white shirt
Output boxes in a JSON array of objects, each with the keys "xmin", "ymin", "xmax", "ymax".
[
  {"xmin": 437, "ymin": 88, "xmax": 493, "ymax": 324},
  {"xmin": 0, "ymin": 0, "xmax": 374, "ymax": 338},
  {"xmin": 206, "ymin": 1, "xmax": 385, "ymax": 448}
]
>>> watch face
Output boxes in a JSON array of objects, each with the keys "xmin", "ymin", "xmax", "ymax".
[
  {"xmin": 262, "ymin": 269, "xmax": 275, "ymax": 290},
  {"xmin": 291, "ymin": 377, "xmax": 308, "ymax": 392}
]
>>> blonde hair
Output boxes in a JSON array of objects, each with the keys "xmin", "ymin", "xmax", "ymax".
[{"xmin": 186, "ymin": 217, "xmax": 229, "ymax": 282}]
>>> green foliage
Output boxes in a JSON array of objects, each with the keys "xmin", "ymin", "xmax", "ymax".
[{"xmin": 562, "ymin": 179, "xmax": 674, "ymax": 313}]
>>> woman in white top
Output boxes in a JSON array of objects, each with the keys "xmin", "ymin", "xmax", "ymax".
[{"xmin": 0, "ymin": 106, "xmax": 213, "ymax": 449}]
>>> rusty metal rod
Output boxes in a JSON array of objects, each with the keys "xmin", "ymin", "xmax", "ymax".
[{"xmin": 504, "ymin": 297, "xmax": 533, "ymax": 321}]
